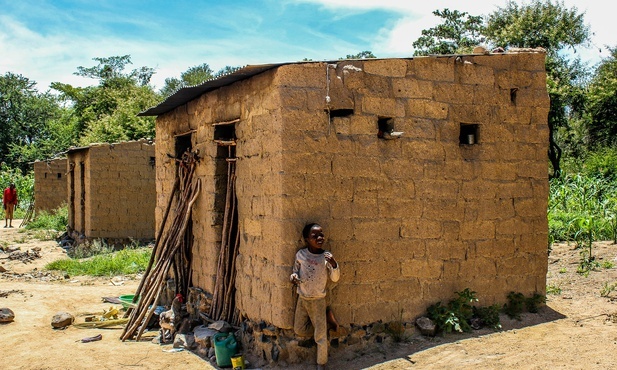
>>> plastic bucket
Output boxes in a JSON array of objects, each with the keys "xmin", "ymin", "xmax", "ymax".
[
  {"xmin": 231, "ymin": 354, "xmax": 245, "ymax": 369},
  {"xmin": 213, "ymin": 332, "xmax": 237, "ymax": 367}
]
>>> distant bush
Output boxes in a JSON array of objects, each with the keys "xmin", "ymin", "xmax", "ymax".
[{"xmin": 26, "ymin": 204, "xmax": 68, "ymax": 232}]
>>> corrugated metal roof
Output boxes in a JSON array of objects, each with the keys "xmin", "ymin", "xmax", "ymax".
[{"xmin": 138, "ymin": 62, "xmax": 292, "ymax": 116}]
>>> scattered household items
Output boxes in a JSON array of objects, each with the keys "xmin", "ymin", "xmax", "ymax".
[
  {"xmin": 230, "ymin": 354, "xmax": 245, "ymax": 369},
  {"xmin": 213, "ymin": 332, "xmax": 237, "ymax": 367},
  {"xmin": 0, "ymin": 307, "xmax": 15, "ymax": 323},
  {"xmin": 0, "ymin": 289, "xmax": 23, "ymax": 298},
  {"xmin": 79, "ymin": 334, "xmax": 103, "ymax": 343},
  {"xmin": 51, "ymin": 311, "xmax": 74, "ymax": 329},
  {"xmin": 119, "ymin": 294, "xmax": 138, "ymax": 309},
  {"xmin": 0, "ymin": 246, "xmax": 41, "ymax": 263},
  {"xmin": 75, "ymin": 306, "xmax": 129, "ymax": 329}
]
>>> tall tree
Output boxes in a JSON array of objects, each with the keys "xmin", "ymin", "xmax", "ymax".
[
  {"xmin": 412, "ymin": 9, "xmax": 485, "ymax": 56},
  {"xmin": 51, "ymin": 55, "xmax": 159, "ymax": 145},
  {"xmin": 0, "ymin": 72, "xmax": 70, "ymax": 171},
  {"xmin": 160, "ymin": 63, "xmax": 215, "ymax": 98},
  {"xmin": 484, "ymin": 0, "xmax": 591, "ymax": 177},
  {"xmin": 585, "ymin": 46, "xmax": 617, "ymax": 147}
]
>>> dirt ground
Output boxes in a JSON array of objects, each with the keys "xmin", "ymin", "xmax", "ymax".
[{"xmin": 2, "ymin": 221, "xmax": 617, "ymax": 370}]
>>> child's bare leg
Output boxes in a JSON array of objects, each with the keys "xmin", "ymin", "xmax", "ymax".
[{"xmin": 326, "ymin": 306, "xmax": 339, "ymax": 332}]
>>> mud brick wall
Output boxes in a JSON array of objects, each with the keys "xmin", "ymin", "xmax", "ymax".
[
  {"xmin": 68, "ymin": 140, "xmax": 156, "ymax": 239},
  {"xmin": 33, "ymin": 158, "xmax": 68, "ymax": 213},
  {"xmin": 155, "ymin": 53, "xmax": 549, "ymax": 330}
]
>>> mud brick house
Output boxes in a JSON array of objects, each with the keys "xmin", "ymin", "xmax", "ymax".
[
  {"xmin": 140, "ymin": 52, "xmax": 549, "ymax": 338},
  {"xmin": 33, "ymin": 158, "xmax": 68, "ymax": 213},
  {"xmin": 65, "ymin": 140, "xmax": 156, "ymax": 241}
]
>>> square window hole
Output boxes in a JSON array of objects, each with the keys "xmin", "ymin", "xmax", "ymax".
[{"xmin": 460, "ymin": 124, "xmax": 479, "ymax": 145}]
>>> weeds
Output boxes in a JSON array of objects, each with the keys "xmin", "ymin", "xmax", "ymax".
[
  {"xmin": 25, "ymin": 205, "xmax": 68, "ymax": 233},
  {"xmin": 600, "ymin": 282, "xmax": 617, "ymax": 298},
  {"xmin": 426, "ymin": 288, "xmax": 478, "ymax": 333},
  {"xmin": 472, "ymin": 304, "xmax": 502, "ymax": 329},
  {"xmin": 503, "ymin": 292, "xmax": 546, "ymax": 319},
  {"xmin": 546, "ymin": 284, "xmax": 563, "ymax": 295},
  {"xmin": 503, "ymin": 292, "xmax": 526, "ymax": 320},
  {"xmin": 45, "ymin": 247, "xmax": 151, "ymax": 277}
]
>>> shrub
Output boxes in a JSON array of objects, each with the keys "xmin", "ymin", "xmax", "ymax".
[{"xmin": 25, "ymin": 204, "xmax": 68, "ymax": 232}]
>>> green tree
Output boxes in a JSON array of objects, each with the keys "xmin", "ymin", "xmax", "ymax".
[
  {"xmin": 341, "ymin": 51, "xmax": 376, "ymax": 59},
  {"xmin": 585, "ymin": 46, "xmax": 617, "ymax": 147},
  {"xmin": 0, "ymin": 72, "xmax": 71, "ymax": 171},
  {"xmin": 160, "ymin": 63, "xmax": 215, "ymax": 98},
  {"xmin": 484, "ymin": 0, "xmax": 591, "ymax": 178},
  {"xmin": 51, "ymin": 55, "xmax": 159, "ymax": 145},
  {"xmin": 159, "ymin": 63, "xmax": 242, "ymax": 98},
  {"xmin": 412, "ymin": 9, "xmax": 485, "ymax": 56}
]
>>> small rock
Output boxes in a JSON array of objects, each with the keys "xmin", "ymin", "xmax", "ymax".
[
  {"xmin": 193, "ymin": 325, "xmax": 218, "ymax": 347},
  {"xmin": 0, "ymin": 307, "xmax": 15, "ymax": 323},
  {"xmin": 0, "ymin": 265, "xmax": 6, "ymax": 272},
  {"xmin": 174, "ymin": 333, "xmax": 196, "ymax": 349},
  {"xmin": 208, "ymin": 320, "xmax": 232, "ymax": 333},
  {"xmin": 415, "ymin": 316, "xmax": 436, "ymax": 337},
  {"xmin": 51, "ymin": 311, "xmax": 74, "ymax": 328}
]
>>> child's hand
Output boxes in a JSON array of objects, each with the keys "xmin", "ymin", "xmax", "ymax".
[
  {"xmin": 290, "ymin": 273, "xmax": 302, "ymax": 285},
  {"xmin": 324, "ymin": 252, "xmax": 337, "ymax": 268}
]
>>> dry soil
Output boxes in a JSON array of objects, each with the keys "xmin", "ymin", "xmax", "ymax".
[{"xmin": 1, "ymin": 221, "xmax": 616, "ymax": 370}]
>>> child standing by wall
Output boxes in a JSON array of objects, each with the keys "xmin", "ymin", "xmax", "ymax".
[{"xmin": 290, "ymin": 223, "xmax": 340, "ymax": 370}]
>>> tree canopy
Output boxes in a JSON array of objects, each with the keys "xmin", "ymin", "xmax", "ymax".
[
  {"xmin": 51, "ymin": 55, "xmax": 159, "ymax": 146},
  {"xmin": 412, "ymin": 0, "xmax": 593, "ymax": 177},
  {"xmin": 412, "ymin": 9, "xmax": 485, "ymax": 55}
]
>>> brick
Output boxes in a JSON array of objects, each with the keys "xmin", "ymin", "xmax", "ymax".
[{"xmin": 364, "ymin": 59, "xmax": 408, "ymax": 77}]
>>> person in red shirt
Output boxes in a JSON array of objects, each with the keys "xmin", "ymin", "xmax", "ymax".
[{"xmin": 3, "ymin": 183, "xmax": 18, "ymax": 228}]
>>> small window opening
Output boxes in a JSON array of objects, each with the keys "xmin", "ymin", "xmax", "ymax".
[
  {"xmin": 57, "ymin": 173, "xmax": 62, "ymax": 179},
  {"xmin": 175, "ymin": 134, "xmax": 192, "ymax": 158},
  {"xmin": 44, "ymin": 173, "xmax": 47, "ymax": 179},
  {"xmin": 377, "ymin": 117, "xmax": 403, "ymax": 139},
  {"xmin": 460, "ymin": 124, "xmax": 479, "ymax": 145},
  {"xmin": 510, "ymin": 88, "xmax": 518, "ymax": 105},
  {"xmin": 329, "ymin": 109, "xmax": 354, "ymax": 118},
  {"xmin": 149, "ymin": 157, "xmax": 156, "ymax": 168},
  {"xmin": 214, "ymin": 124, "xmax": 236, "ymax": 142}
]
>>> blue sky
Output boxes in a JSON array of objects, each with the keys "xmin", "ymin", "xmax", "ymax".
[{"xmin": 0, "ymin": 0, "xmax": 612, "ymax": 92}]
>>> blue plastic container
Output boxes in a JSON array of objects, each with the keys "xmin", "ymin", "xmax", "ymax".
[{"xmin": 213, "ymin": 332, "xmax": 237, "ymax": 367}]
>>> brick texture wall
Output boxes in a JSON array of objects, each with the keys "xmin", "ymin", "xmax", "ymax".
[
  {"xmin": 68, "ymin": 140, "xmax": 156, "ymax": 239},
  {"xmin": 34, "ymin": 159, "xmax": 68, "ymax": 213},
  {"xmin": 155, "ymin": 53, "xmax": 549, "ymax": 329}
]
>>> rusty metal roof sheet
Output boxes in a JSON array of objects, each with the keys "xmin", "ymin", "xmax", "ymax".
[{"xmin": 138, "ymin": 62, "xmax": 291, "ymax": 116}]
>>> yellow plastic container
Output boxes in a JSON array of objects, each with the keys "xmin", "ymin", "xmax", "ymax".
[{"xmin": 230, "ymin": 354, "xmax": 245, "ymax": 369}]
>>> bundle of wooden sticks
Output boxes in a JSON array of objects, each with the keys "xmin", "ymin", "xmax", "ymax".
[{"xmin": 121, "ymin": 150, "xmax": 200, "ymax": 341}]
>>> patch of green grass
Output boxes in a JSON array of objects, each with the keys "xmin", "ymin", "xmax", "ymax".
[
  {"xmin": 602, "ymin": 260, "xmax": 614, "ymax": 269},
  {"xmin": 546, "ymin": 284, "xmax": 562, "ymax": 295},
  {"xmin": 600, "ymin": 281, "xmax": 617, "ymax": 297},
  {"xmin": 26, "ymin": 205, "xmax": 68, "ymax": 232},
  {"xmin": 559, "ymin": 267, "xmax": 567, "ymax": 273},
  {"xmin": 45, "ymin": 247, "xmax": 151, "ymax": 277}
]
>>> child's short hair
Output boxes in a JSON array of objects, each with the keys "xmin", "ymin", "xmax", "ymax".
[{"xmin": 302, "ymin": 223, "xmax": 320, "ymax": 239}]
